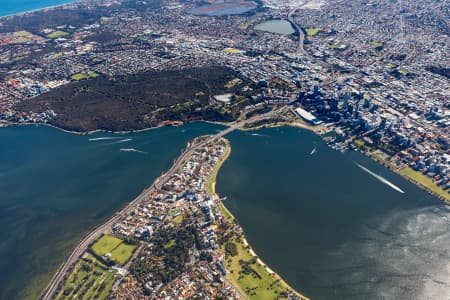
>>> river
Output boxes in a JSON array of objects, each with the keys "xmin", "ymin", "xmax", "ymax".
[
  {"xmin": 1, "ymin": 124, "xmax": 449, "ymax": 299},
  {"xmin": 216, "ymin": 126, "xmax": 450, "ymax": 299},
  {"xmin": 0, "ymin": 123, "xmax": 222, "ymax": 300}
]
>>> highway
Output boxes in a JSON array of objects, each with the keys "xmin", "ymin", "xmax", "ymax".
[
  {"xmin": 287, "ymin": 1, "xmax": 316, "ymax": 59},
  {"xmin": 288, "ymin": 7, "xmax": 306, "ymax": 55},
  {"xmin": 40, "ymin": 108, "xmax": 280, "ymax": 300}
]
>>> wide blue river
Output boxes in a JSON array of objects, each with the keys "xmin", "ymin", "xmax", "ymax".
[
  {"xmin": 0, "ymin": 123, "xmax": 449, "ymax": 300},
  {"xmin": 217, "ymin": 127, "xmax": 450, "ymax": 299},
  {"xmin": 0, "ymin": 123, "xmax": 222, "ymax": 299}
]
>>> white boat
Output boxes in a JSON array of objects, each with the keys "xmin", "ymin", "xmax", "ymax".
[{"xmin": 310, "ymin": 147, "xmax": 317, "ymax": 155}]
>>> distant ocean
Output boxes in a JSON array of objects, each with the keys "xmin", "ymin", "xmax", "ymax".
[{"xmin": 0, "ymin": 0, "xmax": 80, "ymax": 18}]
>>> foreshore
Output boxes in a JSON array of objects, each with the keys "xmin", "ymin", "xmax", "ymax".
[
  {"xmin": 208, "ymin": 139, "xmax": 311, "ymax": 300},
  {"xmin": 5, "ymin": 121, "xmax": 185, "ymax": 136},
  {"xmin": 353, "ymin": 141, "xmax": 449, "ymax": 202}
]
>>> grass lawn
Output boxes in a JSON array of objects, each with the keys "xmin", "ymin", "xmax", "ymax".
[
  {"xmin": 328, "ymin": 44, "xmax": 340, "ymax": 49},
  {"xmin": 385, "ymin": 63, "xmax": 397, "ymax": 69},
  {"xmin": 164, "ymin": 239, "xmax": 176, "ymax": 249},
  {"xmin": 91, "ymin": 235, "xmax": 137, "ymax": 265},
  {"xmin": 47, "ymin": 31, "xmax": 69, "ymax": 39},
  {"xmin": 400, "ymin": 167, "xmax": 449, "ymax": 201},
  {"xmin": 71, "ymin": 72, "xmax": 99, "ymax": 81},
  {"xmin": 173, "ymin": 214, "xmax": 184, "ymax": 223},
  {"xmin": 110, "ymin": 243, "xmax": 137, "ymax": 265},
  {"xmin": 206, "ymin": 140, "xmax": 231, "ymax": 195},
  {"xmin": 212, "ymin": 139, "xmax": 307, "ymax": 299},
  {"xmin": 91, "ymin": 235, "xmax": 123, "ymax": 257},
  {"xmin": 225, "ymin": 237, "xmax": 291, "ymax": 300},
  {"xmin": 225, "ymin": 78, "xmax": 242, "ymax": 89},
  {"xmin": 305, "ymin": 27, "xmax": 321, "ymax": 36},
  {"xmin": 55, "ymin": 255, "xmax": 117, "ymax": 300},
  {"xmin": 224, "ymin": 47, "xmax": 243, "ymax": 54},
  {"xmin": 207, "ymin": 140, "xmax": 235, "ymax": 223},
  {"xmin": 92, "ymin": 57, "xmax": 104, "ymax": 63},
  {"xmin": 369, "ymin": 41, "xmax": 383, "ymax": 47},
  {"xmin": 353, "ymin": 139, "xmax": 372, "ymax": 152},
  {"xmin": 14, "ymin": 31, "xmax": 33, "ymax": 43},
  {"xmin": 219, "ymin": 202, "xmax": 234, "ymax": 223}
]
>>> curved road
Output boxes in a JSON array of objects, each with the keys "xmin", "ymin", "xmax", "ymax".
[
  {"xmin": 288, "ymin": 8, "xmax": 306, "ymax": 55},
  {"xmin": 40, "ymin": 109, "xmax": 281, "ymax": 300},
  {"xmin": 287, "ymin": 1, "xmax": 315, "ymax": 59}
]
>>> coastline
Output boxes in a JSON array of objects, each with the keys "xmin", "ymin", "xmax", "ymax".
[
  {"xmin": 0, "ymin": 0, "xmax": 83, "ymax": 20},
  {"xmin": 209, "ymin": 138, "xmax": 311, "ymax": 300}
]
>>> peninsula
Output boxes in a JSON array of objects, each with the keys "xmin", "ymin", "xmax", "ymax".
[{"xmin": 41, "ymin": 111, "xmax": 310, "ymax": 300}]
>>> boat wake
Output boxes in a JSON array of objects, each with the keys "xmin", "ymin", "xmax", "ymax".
[
  {"xmin": 109, "ymin": 138, "xmax": 132, "ymax": 145},
  {"xmin": 88, "ymin": 137, "xmax": 122, "ymax": 141},
  {"xmin": 120, "ymin": 148, "xmax": 148, "ymax": 154},
  {"xmin": 355, "ymin": 162, "xmax": 405, "ymax": 194},
  {"xmin": 250, "ymin": 133, "xmax": 265, "ymax": 137}
]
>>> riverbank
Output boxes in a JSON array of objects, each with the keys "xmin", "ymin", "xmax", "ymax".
[
  {"xmin": 6, "ymin": 120, "xmax": 185, "ymax": 136},
  {"xmin": 208, "ymin": 138, "xmax": 310, "ymax": 300},
  {"xmin": 353, "ymin": 142, "xmax": 449, "ymax": 202},
  {"xmin": 206, "ymin": 138, "xmax": 236, "ymax": 223},
  {"xmin": 242, "ymin": 119, "xmax": 325, "ymax": 134},
  {"xmin": 399, "ymin": 167, "xmax": 449, "ymax": 201}
]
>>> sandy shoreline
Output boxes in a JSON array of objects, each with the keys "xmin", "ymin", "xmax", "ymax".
[{"xmin": 209, "ymin": 139, "xmax": 311, "ymax": 300}]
